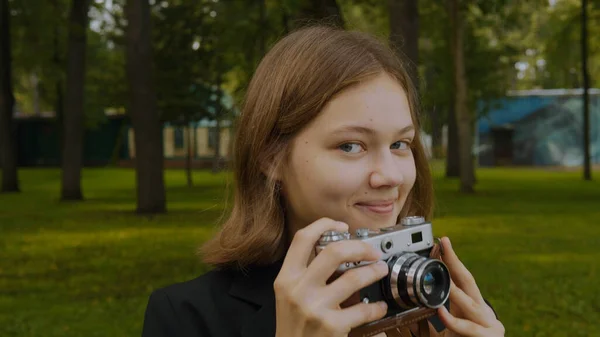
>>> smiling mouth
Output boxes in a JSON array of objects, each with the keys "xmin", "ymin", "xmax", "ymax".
[{"xmin": 355, "ymin": 201, "xmax": 395, "ymax": 214}]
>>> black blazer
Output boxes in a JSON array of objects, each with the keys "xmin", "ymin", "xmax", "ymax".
[
  {"xmin": 141, "ymin": 261, "xmax": 283, "ymax": 337},
  {"xmin": 141, "ymin": 261, "xmax": 496, "ymax": 337}
]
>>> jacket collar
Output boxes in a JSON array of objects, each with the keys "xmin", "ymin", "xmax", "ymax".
[{"xmin": 228, "ymin": 260, "xmax": 284, "ymax": 337}]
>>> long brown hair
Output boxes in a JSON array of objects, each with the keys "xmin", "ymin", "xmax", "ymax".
[{"xmin": 200, "ymin": 25, "xmax": 433, "ymax": 269}]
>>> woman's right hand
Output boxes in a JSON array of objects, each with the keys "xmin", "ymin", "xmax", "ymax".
[{"xmin": 274, "ymin": 218, "xmax": 390, "ymax": 337}]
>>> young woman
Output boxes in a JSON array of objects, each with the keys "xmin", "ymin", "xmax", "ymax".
[{"xmin": 141, "ymin": 25, "xmax": 504, "ymax": 337}]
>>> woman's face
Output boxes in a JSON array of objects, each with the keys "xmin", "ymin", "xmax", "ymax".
[{"xmin": 281, "ymin": 73, "xmax": 417, "ymax": 235}]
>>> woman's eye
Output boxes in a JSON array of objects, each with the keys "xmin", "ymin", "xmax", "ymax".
[
  {"xmin": 339, "ymin": 143, "xmax": 364, "ymax": 153},
  {"xmin": 391, "ymin": 141, "xmax": 410, "ymax": 150}
]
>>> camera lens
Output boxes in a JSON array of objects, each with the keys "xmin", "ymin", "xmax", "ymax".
[
  {"xmin": 423, "ymin": 272, "xmax": 435, "ymax": 294},
  {"xmin": 387, "ymin": 252, "xmax": 450, "ymax": 309},
  {"xmin": 416, "ymin": 262, "xmax": 450, "ymax": 307}
]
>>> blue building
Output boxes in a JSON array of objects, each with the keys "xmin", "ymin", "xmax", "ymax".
[{"xmin": 477, "ymin": 89, "xmax": 600, "ymax": 167}]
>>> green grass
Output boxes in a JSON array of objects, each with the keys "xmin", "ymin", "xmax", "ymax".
[{"xmin": 1, "ymin": 166, "xmax": 599, "ymax": 337}]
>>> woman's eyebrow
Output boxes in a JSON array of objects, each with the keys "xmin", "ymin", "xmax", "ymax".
[{"xmin": 331, "ymin": 124, "xmax": 415, "ymax": 136}]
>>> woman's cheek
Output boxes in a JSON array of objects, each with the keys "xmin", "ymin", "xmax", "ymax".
[
  {"xmin": 312, "ymin": 158, "xmax": 361, "ymax": 201},
  {"xmin": 400, "ymin": 156, "xmax": 417, "ymax": 189}
]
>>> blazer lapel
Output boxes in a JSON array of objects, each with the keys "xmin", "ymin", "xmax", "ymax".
[{"xmin": 228, "ymin": 261, "xmax": 283, "ymax": 337}]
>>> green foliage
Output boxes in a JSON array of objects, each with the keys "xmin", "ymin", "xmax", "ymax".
[
  {"xmin": 1, "ymin": 166, "xmax": 599, "ymax": 336},
  {"xmin": 9, "ymin": 0, "xmax": 127, "ymax": 128},
  {"xmin": 339, "ymin": 0, "xmax": 388, "ymax": 37},
  {"xmin": 216, "ymin": 0, "xmax": 291, "ymax": 104},
  {"xmin": 420, "ymin": 0, "xmax": 544, "ymax": 122},
  {"xmin": 419, "ymin": 0, "xmax": 453, "ymax": 123},
  {"xmin": 84, "ymin": 29, "xmax": 127, "ymax": 128},
  {"xmin": 9, "ymin": 0, "xmax": 600, "ymax": 123},
  {"xmin": 9, "ymin": 0, "xmax": 69, "ymax": 113},
  {"xmin": 507, "ymin": 0, "xmax": 600, "ymax": 89},
  {"xmin": 544, "ymin": 0, "xmax": 600, "ymax": 88},
  {"xmin": 151, "ymin": 0, "xmax": 220, "ymax": 123}
]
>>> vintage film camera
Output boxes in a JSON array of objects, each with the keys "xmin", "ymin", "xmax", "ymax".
[{"xmin": 315, "ymin": 216, "xmax": 451, "ymax": 337}]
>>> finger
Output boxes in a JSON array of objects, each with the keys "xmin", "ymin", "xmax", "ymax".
[
  {"xmin": 440, "ymin": 237, "xmax": 484, "ymax": 302},
  {"xmin": 304, "ymin": 239, "xmax": 382, "ymax": 285},
  {"xmin": 325, "ymin": 260, "xmax": 389, "ymax": 305},
  {"xmin": 437, "ymin": 305, "xmax": 487, "ymax": 337},
  {"xmin": 281, "ymin": 218, "xmax": 348, "ymax": 275},
  {"xmin": 447, "ymin": 280, "xmax": 495, "ymax": 327},
  {"xmin": 333, "ymin": 301, "xmax": 388, "ymax": 330}
]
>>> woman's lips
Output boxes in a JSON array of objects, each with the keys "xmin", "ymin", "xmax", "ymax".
[{"xmin": 355, "ymin": 201, "xmax": 395, "ymax": 214}]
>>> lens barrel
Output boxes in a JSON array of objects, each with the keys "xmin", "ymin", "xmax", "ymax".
[{"xmin": 387, "ymin": 252, "xmax": 450, "ymax": 309}]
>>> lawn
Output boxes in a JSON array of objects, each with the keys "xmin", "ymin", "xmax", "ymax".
[{"xmin": 1, "ymin": 166, "xmax": 599, "ymax": 337}]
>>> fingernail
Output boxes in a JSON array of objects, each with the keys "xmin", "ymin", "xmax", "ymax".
[
  {"xmin": 371, "ymin": 248, "xmax": 383, "ymax": 259},
  {"xmin": 378, "ymin": 301, "xmax": 388, "ymax": 310},
  {"xmin": 376, "ymin": 261, "xmax": 389, "ymax": 274},
  {"xmin": 445, "ymin": 237, "xmax": 452, "ymax": 248}
]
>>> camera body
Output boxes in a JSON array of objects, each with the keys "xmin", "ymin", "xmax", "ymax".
[{"xmin": 315, "ymin": 216, "xmax": 451, "ymax": 335}]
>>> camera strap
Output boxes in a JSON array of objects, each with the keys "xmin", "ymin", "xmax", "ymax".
[
  {"xmin": 417, "ymin": 319, "xmax": 431, "ymax": 337},
  {"xmin": 348, "ymin": 307, "xmax": 436, "ymax": 337},
  {"xmin": 354, "ymin": 318, "xmax": 430, "ymax": 337}
]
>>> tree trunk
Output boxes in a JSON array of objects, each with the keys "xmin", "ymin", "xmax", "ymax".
[
  {"xmin": 212, "ymin": 75, "xmax": 224, "ymax": 174},
  {"xmin": 448, "ymin": 0, "xmax": 474, "ymax": 192},
  {"xmin": 424, "ymin": 65, "xmax": 442, "ymax": 159},
  {"xmin": 582, "ymin": 0, "xmax": 592, "ymax": 181},
  {"xmin": 31, "ymin": 73, "xmax": 40, "ymax": 115},
  {"xmin": 0, "ymin": 0, "xmax": 19, "ymax": 193},
  {"xmin": 212, "ymin": 117, "xmax": 221, "ymax": 173},
  {"xmin": 126, "ymin": 0, "xmax": 166, "ymax": 214},
  {"xmin": 445, "ymin": 103, "xmax": 460, "ymax": 177},
  {"xmin": 299, "ymin": 0, "xmax": 344, "ymax": 27},
  {"xmin": 61, "ymin": 0, "xmax": 90, "ymax": 201},
  {"xmin": 258, "ymin": 0, "xmax": 267, "ymax": 58},
  {"xmin": 319, "ymin": 0, "xmax": 344, "ymax": 27},
  {"xmin": 110, "ymin": 119, "xmax": 127, "ymax": 166},
  {"xmin": 281, "ymin": 0, "xmax": 290, "ymax": 34},
  {"xmin": 185, "ymin": 125, "xmax": 193, "ymax": 187},
  {"xmin": 228, "ymin": 106, "xmax": 236, "ymax": 167},
  {"xmin": 55, "ymin": 80, "xmax": 64, "ymax": 150},
  {"xmin": 388, "ymin": 0, "xmax": 419, "ymax": 92},
  {"xmin": 430, "ymin": 105, "xmax": 443, "ymax": 159},
  {"xmin": 53, "ymin": 2, "xmax": 65, "ymax": 157}
]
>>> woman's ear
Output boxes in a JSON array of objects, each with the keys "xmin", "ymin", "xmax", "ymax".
[
  {"xmin": 260, "ymin": 161, "xmax": 283, "ymax": 182},
  {"xmin": 260, "ymin": 146, "xmax": 288, "ymax": 183}
]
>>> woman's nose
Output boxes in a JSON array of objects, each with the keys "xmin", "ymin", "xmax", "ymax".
[{"xmin": 369, "ymin": 152, "xmax": 404, "ymax": 189}]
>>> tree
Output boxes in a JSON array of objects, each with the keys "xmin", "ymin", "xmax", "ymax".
[
  {"xmin": 299, "ymin": 0, "xmax": 344, "ymax": 27},
  {"xmin": 85, "ymin": 1, "xmax": 129, "ymax": 121},
  {"xmin": 151, "ymin": 0, "xmax": 231, "ymax": 183},
  {"xmin": 445, "ymin": 104, "xmax": 460, "ymax": 177},
  {"xmin": 448, "ymin": 0, "xmax": 475, "ymax": 192},
  {"xmin": 512, "ymin": 0, "xmax": 599, "ymax": 90},
  {"xmin": 388, "ymin": 0, "xmax": 419, "ymax": 91},
  {"xmin": 152, "ymin": 0, "xmax": 207, "ymax": 187},
  {"xmin": 582, "ymin": 0, "xmax": 592, "ymax": 180},
  {"xmin": 0, "ymin": 0, "xmax": 19, "ymax": 193},
  {"xmin": 10, "ymin": 0, "xmax": 72, "ymax": 123},
  {"xmin": 125, "ymin": 0, "xmax": 166, "ymax": 214},
  {"xmin": 61, "ymin": 0, "xmax": 91, "ymax": 201}
]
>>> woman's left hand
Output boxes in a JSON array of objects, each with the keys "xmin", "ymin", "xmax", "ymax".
[{"xmin": 423, "ymin": 237, "xmax": 504, "ymax": 337}]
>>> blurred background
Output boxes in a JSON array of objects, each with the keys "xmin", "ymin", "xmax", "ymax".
[{"xmin": 0, "ymin": 0, "xmax": 599, "ymax": 336}]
